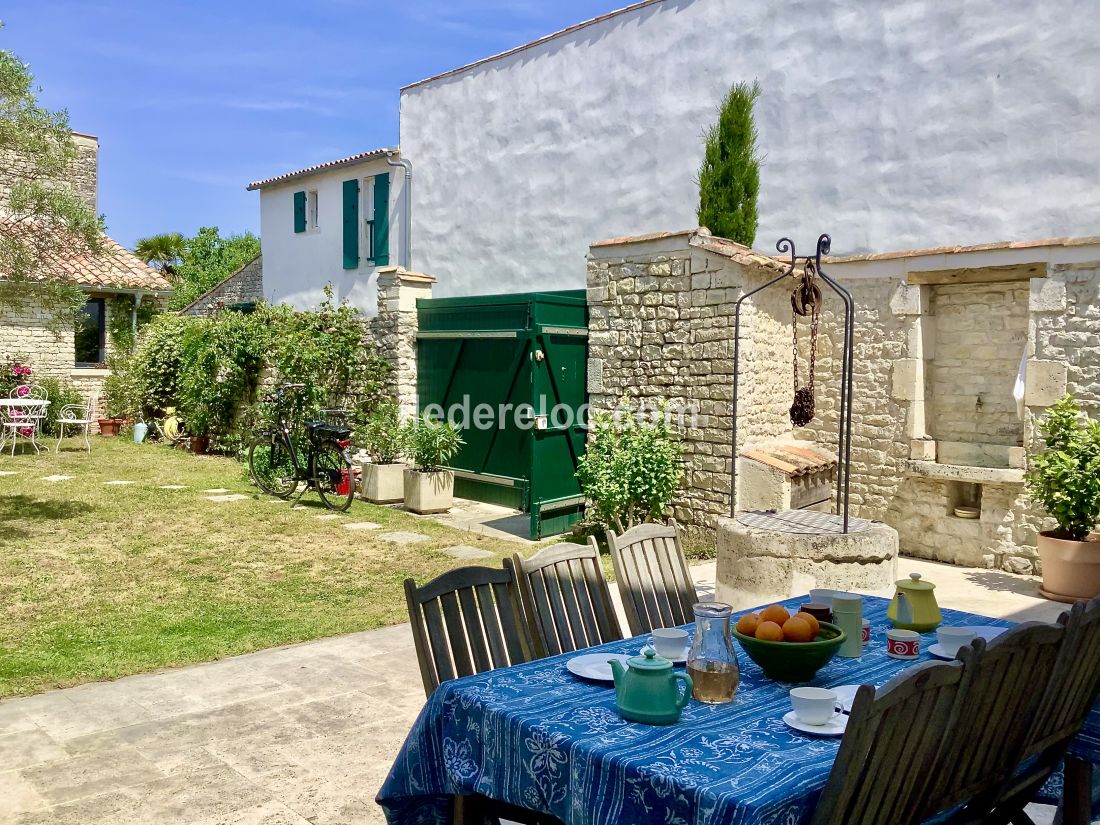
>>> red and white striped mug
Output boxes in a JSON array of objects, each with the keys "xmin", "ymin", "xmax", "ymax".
[{"xmin": 886, "ymin": 629, "xmax": 920, "ymax": 659}]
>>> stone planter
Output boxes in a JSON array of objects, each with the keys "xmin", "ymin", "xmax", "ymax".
[
  {"xmin": 362, "ymin": 462, "xmax": 406, "ymax": 504},
  {"xmin": 1037, "ymin": 531, "xmax": 1100, "ymax": 603},
  {"xmin": 404, "ymin": 468, "xmax": 454, "ymax": 514}
]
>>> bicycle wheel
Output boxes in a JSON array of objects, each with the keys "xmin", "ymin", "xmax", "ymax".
[
  {"xmin": 313, "ymin": 440, "xmax": 356, "ymax": 511},
  {"xmin": 248, "ymin": 434, "xmax": 298, "ymax": 498}
]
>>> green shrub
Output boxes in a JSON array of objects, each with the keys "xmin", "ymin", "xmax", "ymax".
[
  {"xmin": 576, "ymin": 401, "xmax": 684, "ymax": 533},
  {"xmin": 403, "ymin": 413, "xmax": 463, "ymax": 471},
  {"xmin": 360, "ymin": 400, "xmax": 405, "ymax": 463},
  {"xmin": 1026, "ymin": 395, "xmax": 1100, "ymax": 540}
]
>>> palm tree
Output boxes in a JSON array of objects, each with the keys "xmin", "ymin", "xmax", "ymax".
[{"xmin": 134, "ymin": 233, "xmax": 185, "ymax": 280}]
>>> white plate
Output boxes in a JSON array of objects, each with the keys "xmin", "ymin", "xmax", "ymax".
[
  {"xmin": 783, "ymin": 709, "xmax": 848, "ymax": 737},
  {"xmin": 831, "ymin": 684, "xmax": 860, "ymax": 710},
  {"xmin": 928, "ymin": 643, "xmax": 956, "ymax": 660},
  {"xmin": 566, "ymin": 653, "xmax": 631, "ymax": 682}
]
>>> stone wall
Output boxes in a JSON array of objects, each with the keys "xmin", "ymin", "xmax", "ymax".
[
  {"xmin": 0, "ymin": 133, "xmax": 98, "ymax": 213},
  {"xmin": 930, "ymin": 282, "xmax": 1029, "ymax": 445},
  {"xmin": 371, "ymin": 267, "xmax": 435, "ymax": 419},
  {"xmin": 587, "ymin": 230, "xmax": 792, "ymax": 535},
  {"xmin": 179, "ymin": 255, "xmax": 263, "ymax": 317}
]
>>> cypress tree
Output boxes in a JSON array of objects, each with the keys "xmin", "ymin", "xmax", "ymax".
[{"xmin": 697, "ymin": 81, "xmax": 762, "ymax": 247}]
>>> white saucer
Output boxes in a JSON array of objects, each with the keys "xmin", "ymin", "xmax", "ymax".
[
  {"xmin": 566, "ymin": 653, "xmax": 631, "ymax": 682},
  {"xmin": 658, "ymin": 645, "xmax": 691, "ymax": 664},
  {"xmin": 783, "ymin": 710, "xmax": 848, "ymax": 737},
  {"xmin": 928, "ymin": 643, "xmax": 958, "ymax": 660},
  {"xmin": 960, "ymin": 626, "xmax": 1006, "ymax": 642}
]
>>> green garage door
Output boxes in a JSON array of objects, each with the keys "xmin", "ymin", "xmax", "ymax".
[{"xmin": 416, "ymin": 290, "xmax": 587, "ymax": 539}]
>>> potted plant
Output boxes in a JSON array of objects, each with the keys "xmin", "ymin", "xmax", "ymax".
[
  {"xmin": 1026, "ymin": 395, "xmax": 1100, "ymax": 602},
  {"xmin": 359, "ymin": 401, "xmax": 407, "ymax": 503},
  {"xmin": 403, "ymin": 414, "xmax": 464, "ymax": 514},
  {"xmin": 99, "ymin": 354, "xmax": 135, "ymax": 436}
]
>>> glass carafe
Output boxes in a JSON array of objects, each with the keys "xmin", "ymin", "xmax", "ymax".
[{"xmin": 687, "ymin": 602, "xmax": 740, "ymax": 704}]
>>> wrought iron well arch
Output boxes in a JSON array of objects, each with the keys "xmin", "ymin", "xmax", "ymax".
[{"xmin": 729, "ymin": 233, "xmax": 855, "ymax": 532}]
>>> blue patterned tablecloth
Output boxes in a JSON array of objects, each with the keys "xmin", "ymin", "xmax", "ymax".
[{"xmin": 377, "ymin": 595, "xmax": 1100, "ymax": 825}]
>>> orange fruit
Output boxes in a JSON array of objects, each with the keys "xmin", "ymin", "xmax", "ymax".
[
  {"xmin": 759, "ymin": 604, "xmax": 791, "ymax": 626},
  {"xmin": 735, "ymin": 613, "xmax": 761, "ymax": 637},
  {"xmin": 756, "ymin": 620, "xmax": 785, "ymax": 642},
  {"xmin": 794, "ymin": 611, "xmax": 821, "ymax": 637},
  {"xmin": 782, "ymin": 617, "xmax": 815, "ymax": 643}
]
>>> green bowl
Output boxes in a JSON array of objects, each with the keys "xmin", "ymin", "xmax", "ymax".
[{"xmin": 733, "ymin": 621, "xmax": 847, "ymax": 682}]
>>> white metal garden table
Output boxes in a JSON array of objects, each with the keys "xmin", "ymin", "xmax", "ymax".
[{"xmin": 0, "ymin": 398, "xmax": 50, "ymax": 454}]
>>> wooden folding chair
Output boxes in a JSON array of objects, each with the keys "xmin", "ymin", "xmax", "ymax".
[
  {"xmin": 404, "ymin": 565, "xmax": 535, "ymax": 698},
  {"xmin": 505, "ymin": 541, "xmax": 622, "ymax": 658},
  {"xmin": 920, "ymin": 621, "xmax": 1067, "ymax": 824},
  {"xmin": 606, "ymin": 521, "xmax": 698, "ymax": 636},
  {"xmin": 810, "ymin": 660, "xmax": 970, "ymax": 825}
]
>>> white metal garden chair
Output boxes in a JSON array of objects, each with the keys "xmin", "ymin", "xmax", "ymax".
[{"xmin": 55, "ymin": 394, "xmax": 97, "ymax": 453}]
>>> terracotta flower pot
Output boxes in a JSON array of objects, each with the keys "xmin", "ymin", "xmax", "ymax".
[
  {"xmin": 98, "ymin": 418, "xmax": 121, "ymax": 437},
  {"xmin": 190, "ymin": 435, "xmax": 210, "ymax": 455},
  {"xmin": 1037, "ymin": 530, "xmax": 1100, "ymax": 603}
]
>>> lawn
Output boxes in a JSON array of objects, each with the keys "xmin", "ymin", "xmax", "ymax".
[{"xmin": 0, "ymin": 437, "xmax": 527, "ymax": 698}]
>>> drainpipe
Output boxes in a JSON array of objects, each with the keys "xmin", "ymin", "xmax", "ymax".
[
  {"xmin": 131, "ymin": 291, "xmax": 144, "ymax": 333},
  {"xmin": 386, "ymin": 151, "xmax": 412, "ymax": 270}
]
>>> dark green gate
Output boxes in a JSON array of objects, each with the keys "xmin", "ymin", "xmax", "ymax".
[{"xmin": 416, "ymin": 290, "xmax": 587, "ymax": 539}]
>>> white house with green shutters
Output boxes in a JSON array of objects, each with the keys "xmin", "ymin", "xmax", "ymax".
[{"xmin": 247, "ymin": 147, "xmax": 408, "ymax": 313}]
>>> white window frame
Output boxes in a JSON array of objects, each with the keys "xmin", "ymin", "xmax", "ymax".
[{"xmin": 306, "ymin": 190, "xmax": 319, "ymax": 231}]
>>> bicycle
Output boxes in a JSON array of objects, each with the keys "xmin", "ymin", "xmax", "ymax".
[{"xmin": 246, "ymin": 383, "xmax": 357, "ymax": 511}]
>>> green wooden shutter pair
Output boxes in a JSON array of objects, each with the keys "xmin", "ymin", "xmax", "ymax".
[
  {"xmin": 342, "ymin": 179, "xmax": 359, "ymax": 269},
  {"xmin": 293, "ymin": 191, "xmax": 306, "ymax": 233},
  {"xmin": 372, "ymin": 173, "xmax": 390, "ymax": 266}
]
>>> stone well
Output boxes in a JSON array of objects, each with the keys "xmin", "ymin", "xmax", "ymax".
[{"xmin": 716, "ymin": 510, "xmax": 899, "ymax": 609}]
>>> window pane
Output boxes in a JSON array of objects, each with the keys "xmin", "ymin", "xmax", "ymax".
[{"xmin": 74, "ymin": 299, "xmax": 104, "ymax": 365}]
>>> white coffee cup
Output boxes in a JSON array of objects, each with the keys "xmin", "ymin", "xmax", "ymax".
[
  {"xmin": 648, "ymin": 628, "xmax": 689, "ymax": 659},
  {"xmin": 790, "ymin": 687, "xmax": 844, "ymax": 726},
  {"xmin": 936, "ymin": 627, "xmax": 977, "ymax": 657},
  {"xmin": 809, "ymin": 588, "xmax": 836, "ymax": 604}
]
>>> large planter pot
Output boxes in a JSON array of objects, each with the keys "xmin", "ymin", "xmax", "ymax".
[
  {"xmin": 362, "ymin": 462, "xmax": 406, "ymax": 503},
  {"xmin": 404, "ymin": 468, "xmax": 454, "ymax": 514},
  {"xmin": 97, "ymin": 418, "xmax": 122, "ymax": 437},
  {"xmin": 190, "ymin": 435, "xmax": 210, "ymax": 455},
  {"xmin": 1037, "ymin": 531, "xmax": 1100, "ymax": 603}
]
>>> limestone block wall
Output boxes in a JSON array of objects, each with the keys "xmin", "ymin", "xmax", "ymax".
[
  {"xmin": 930, "ymin": 282, "xmax": 1029, "ymax": 446},
  {"xmin": 371, "ymin": 267, "xmax": 435, "ymax": 419},
  {"xmin": 586, "ymin": 230, "xmax": 792, "ymax": 535},
  {"xmin": 0, "ymin": 133, "xmax": 98, "ymax": 213},
  {"xmin": 180, "ymin": 255, "xmax": 264, "ymax": 317},
  {"xmin": 1033, "ymin": 264, "xmax": 1100, "ymax": 417}
]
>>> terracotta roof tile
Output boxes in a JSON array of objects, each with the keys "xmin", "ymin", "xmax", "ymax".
[
  {"xmin": 741, "ymin": 443, "xmax": 838, "ymax": 477},
  {"xmin": 1, "ymin": 218, "xmax": 172, "ymax": 292},
  {"xmin": 247, "ymin": 147, "xmax": 396, "ymax": 191}
]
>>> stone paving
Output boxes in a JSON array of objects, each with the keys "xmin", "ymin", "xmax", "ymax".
[{"xmin": 0, "ymin": 558, "xmax": 1072, "ymax": 824}]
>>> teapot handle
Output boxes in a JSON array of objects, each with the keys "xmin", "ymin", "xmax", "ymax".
[{"xmin": 674, "ymin": 672, "xmax": 693, "ymax": 709}]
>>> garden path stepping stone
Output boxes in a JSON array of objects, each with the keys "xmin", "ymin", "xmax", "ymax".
[
  {"xmin": 203, "ymin": 488, "xmax": 231, "ymax": 494},
  {"xmin": 0, "ymin": 470, "xmax": 20, "ymax": 476},
  {"xmin": 442, "ymin": 544, "xmax": 496, "ymax": 560},
  {"xmin": 378, "ymin": 531, "xmax": 428, "ymax": 545},
  {"xmin": 206, "ymin": 494, "xmax": 250, "ymax": 502},
  {"xmin": 158, "ymin": 485, "xmax": 190, "ymax": 490},
  {"xmin": 315, "ymin": 514, "xmax": 343, "ymax": 521},
  {"xmin": 42, "ymin": 475, "xmax": 73, "ymax": 482},
  {"xmin": 343, "ymin": 522, "xmax": 381, "ymax": 531},
  {"xmin": 104, "ymin": 480, "xmax": 135, "ymax": 486}
]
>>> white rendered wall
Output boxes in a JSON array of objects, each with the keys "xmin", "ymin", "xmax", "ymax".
[
  {"xmin": 400, "ymin": 0, "xmax": 1100, "ymax": 297},
  {"xmin": 258, "ymin": 158, "xmax": 406, "ymax": 314}
]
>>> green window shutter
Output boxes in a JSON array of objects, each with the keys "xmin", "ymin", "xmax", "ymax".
[
  {"xmin": 342, "ymin": 179, "xmax": 359, "ymax": 269},
  {"xmin": 293, "ymin": 190, "xmax": 306, "ymax": 233},
  {"xmin": 372, "ymin": 172, "xmax": 390, "ymax": 266}
]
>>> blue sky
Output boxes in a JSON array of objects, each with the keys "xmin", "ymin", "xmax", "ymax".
[{"xmin": 3, "ymin": 0, "xmax": 625, "ymax": 248}]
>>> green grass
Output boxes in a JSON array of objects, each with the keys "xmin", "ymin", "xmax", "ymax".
[{"xmin": 0, "ymin": 438, "xmax": 526, "ymax": 698}]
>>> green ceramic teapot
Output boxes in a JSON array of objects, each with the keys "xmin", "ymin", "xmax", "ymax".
[
  {"xmin": 609, "ymin": 648, "xmax": 693, "ymax": 725},
  {"xmin": 888, "ymin": 572, "xmax": 943, "ymax": 632}
]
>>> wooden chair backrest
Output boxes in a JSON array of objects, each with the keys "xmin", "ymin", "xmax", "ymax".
[
  {"xmin": 921, "ymin": 621, "xmax": 1066, "ymax": 817},
  {"xmin": 606, "ymin": 522, "xmax": 698, "ymax": 636},
  {"xmin": 404, "ymin": 565, "xmax": 535, "ymax": 698},
  {"xmin": 505, "ymin": 541, "xmax": 622, "ymax": 658},
  {"xmin": 810, "ymin": 660, "xmax": 968, "ymax": 825}
]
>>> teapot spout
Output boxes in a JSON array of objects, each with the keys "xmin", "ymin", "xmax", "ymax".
[{"xmin": 609, "ymin": 658, "xmax": 626, "ymax": 701}]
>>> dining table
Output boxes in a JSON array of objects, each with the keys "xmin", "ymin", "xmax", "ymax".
[
  {"xmin": 0, "ymin": 397, "xmax": 50, "ymax": 452},
  {"xmin": 377, "ymin": 594, "xmax": 1100, "ymax": 825}
]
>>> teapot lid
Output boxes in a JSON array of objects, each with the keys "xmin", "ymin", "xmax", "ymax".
[
  {"xmin": 897, "ymin": 572, "xmax": 935, "ymax": 591},
  {"xmin": 628, "ymin": 647, "xmax": 673, "ymax": 671}
]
